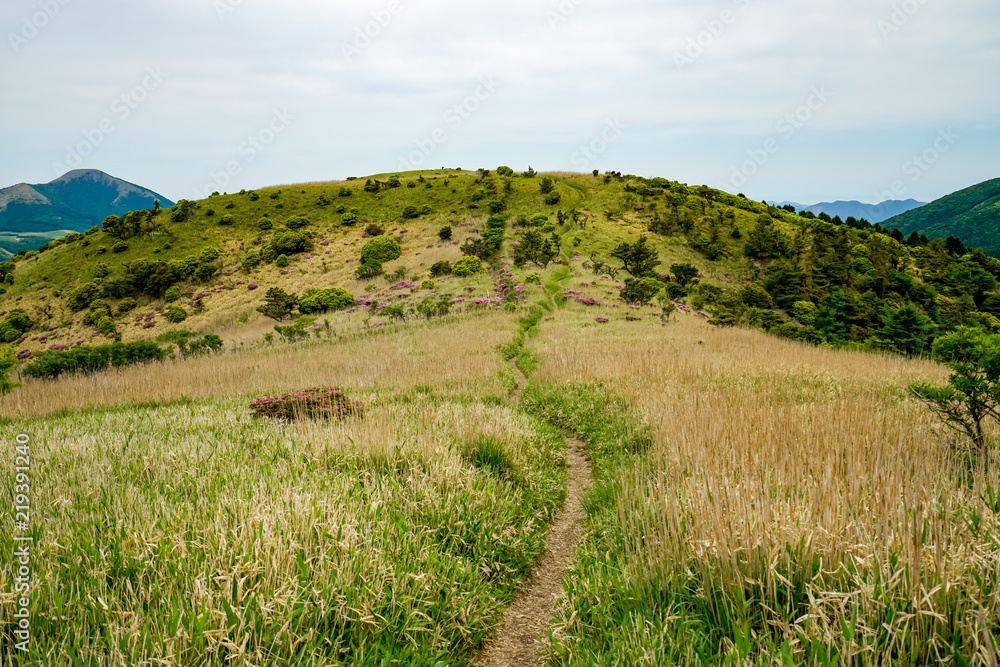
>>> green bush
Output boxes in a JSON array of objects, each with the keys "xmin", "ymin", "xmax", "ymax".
[
  {"xmin": 298, "ymin": 287, "xmax": 356, "ymax": 314},
  {"xmin": 199, "ymin": 246, "xmax": 220, "ymax": 262},
  {"xmin": 791, "ymin": 301, "xmax": 817, "ymax": 326},
  {"xmin": 402, "ymin": 205, "xmax": 420, "ymax": 219},
  {"xmin": 740, "ymin": 283, "xmax": 773, "ymax": 309},
  {"xmin": 439, "ymin": 226, "xmax": 452, "ymax": 241},
  {"xmin": 429, "ymin": 261, "xmax": 453, "ymax": 277},
  {"xmin": 544, "ymin": 191, "xmax": 561, "ymax": 205},
  {"xmin": 260, "ymin": 245, "xmax": 277, "ymax": 263},
  {"xmin": 360, "ymin": 236, "xmax": 402, "ymax": 266},
  {"xmin": 94, "ymin": 262, "xmax": 110, "ymax": 278},
  {"xmin": 285, "ymin": 215, "xmax": 309, "ymax": 229},
  {"xmin": 23, "ymin": 341, "xmax": 167, "ymax": 379},
  {"xmin": 258, "ymin": 216, "xmax": 273, "ymax": 230},
  {"xmin": 275, "ymin": 254, "xmax": 290, "ymax": 268},
  {"xmin": 219, "ymin": 214, "xmax": 235, "ymax": 225},
  {"xmin": 271, "ymin": 230, "xmax": 312, "ymax": 255},
  {"xmin": 620, "ymin": 278, "xmax": 661, "ymax": 305},
  {"xmin": 95, "ymin": 245, "xmax": 107, "ymax": 255},
  {"xmin": 67, "ymin": 282, "xmax": 100, "ymax": 310},
  {"xmin": 453, "ymin": 256, "xmax": 483, "ymax": 277},
  {"xmin": 354, "ymin": 263, "xmax": 383, "ymax": 281},
  {"xmin": 165, "ymin": 305, "xmax": 187, "ymax": 323},
  {"xmin": 421, "ymin": 280, "xmax": 435, "ymax": 290},
  {"xmin": 338, "ymin": 186, "xmax": 352, "ymax": 197},
  {"xmin": 0, "ymin": 310, "xmax": 32, "ymax": 343},
  {"xmin": 164, "ymin": 286, "xmax": 182, "ymax": 303},
  {"xmin": 243, "ymin": 251, "xmax": 261, "ymax": 271},
  {"xmin": 97, "ymin": 317, "xmax": 117, "ymax": 336},
  {"xmin": 525, "ymin": 273, "xmax": 541, "ymax": 284},
  {"xmin": 365, "ymin": 223, "xmax": 385, "ymax": 237},
  {"xmin": 117, "ymin": 298, "xmax": 138, "ymax": 313},
  {"xmin": 112, "ymin": 241, "xmax": 128, "ymax": 253}
]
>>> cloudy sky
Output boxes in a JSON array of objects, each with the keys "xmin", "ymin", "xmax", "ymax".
[{"xmin": 1, "ymin": 0, "xmax": 997, "ymax": 205}]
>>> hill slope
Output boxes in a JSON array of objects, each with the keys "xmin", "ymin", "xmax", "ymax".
[
  {"xmin": 0, "ymin": 169, "xmax": 174, "ymax": 254},
  {"xmin": 3, "ymin": 168, "xmax": 1000, "ymax": 363},
  {"xmin": 884, "ymin": 177, "xmax": 1000, "ymax": 254}
]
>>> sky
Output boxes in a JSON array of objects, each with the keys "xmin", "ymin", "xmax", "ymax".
[{"xmin": 1, "ymin": 0, "xmax": 998, "ymax": 206}]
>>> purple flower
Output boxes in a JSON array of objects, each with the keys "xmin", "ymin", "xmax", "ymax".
[
  {"xmin": 248, "ymin": 283, "xmax": 259, "ymax": 290},
  {"xmin": 595, "ymin": 317, "xmax": 609, "ymax": 323}
]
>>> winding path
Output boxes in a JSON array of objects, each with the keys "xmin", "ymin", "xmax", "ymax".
[{"xmin": 475, "ymin": 354, "xmax": 593, "ymax": 666}]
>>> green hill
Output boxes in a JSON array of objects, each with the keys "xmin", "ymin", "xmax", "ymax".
[
  {"xmin": 884, "ymin": 177, "xmax": 1000, "ymax": 255},
  {"xmin": 3, "ymin": 167, "xmax": 1000, "ymax": 362}
]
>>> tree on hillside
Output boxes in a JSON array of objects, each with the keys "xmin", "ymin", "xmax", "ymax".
[
  {"xmin": 878, "ymin": 304, "xmax": 936, "ymax": 356},
  {"xmin": 513, "ymin": 229, "xmax": 559, "ymax": 268},
  {"xmin": 610, "ymin": 237, "xmax": 660, "ymax": 277},
  {"xmin": 257, "ymin": 288, "xmax": 298, "ymax": 321},
  {"xmin": 0, "ymin": 346, "xmax": 20, "ymax": 395},
  {"xmin": 670, "ymin": 263, "xmax": 699, "ymax": 287},
  {"xmin": 744, "ymin": 215, "xmax": 787, "ymax": 259}
]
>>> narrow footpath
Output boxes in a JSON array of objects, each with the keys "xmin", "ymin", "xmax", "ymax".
[{"xmin": 474, "ymin": 353, "xmax": 592, "ymax": 667}]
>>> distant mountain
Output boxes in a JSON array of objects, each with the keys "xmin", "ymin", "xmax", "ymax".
[
  {"xmin": 768, "ymin": 199, "xmax": 926, "ymax": 224},
  {"xmin": 0, "ymin": 169, "xmax": 173, "ymax": 253},
  {"xmin": 884, "ymin": 178, "xmax": 1000, "ymax": 256}
]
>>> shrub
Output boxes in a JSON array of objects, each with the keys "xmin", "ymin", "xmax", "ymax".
[
  {"xmin": 95, "ymin": 245, "xmax": 107, "ymax": 255},
  {"xmin": 199, "ymin": 246, "xmax": 220, "ymax": 262},
  {"xmin": 97, "ymin": 316, "xmax": 117, "ymax": 336},
  {"xmin": 219, "ymin": 214, "xmax": 235, "ymax": 225},
  {"xmin": 360, "ymin": 236, "xmax": 402, "ymax": 266},
  {"xmin": 439, "ymin": 226, "xmax": 453, "ymax": 241},
  {"xmin": 285, "ymin": 215, "xmax": 309, "ymax": 229},
  {"xmin": 740, "ymin": 283, "xmax": 773, "ymax": 309},
  {"xmin": 402, "ymin": 205, "xmax": 420, "ymax": 219},
  {"xmin": 250, "ymin": 386, "xmax": 363, "ymax": 422},
  {"xmin": 342, "ymin": 208, "xmax": 360, "ymax": 225},
  {"xmin": 365, "ymin": 223, "xmax": 385, "ymax": 236},
  {"xmin": 243, "ymin": 251, "xmax": 261, "ymax": 271},
  {"xmin": 164, "ymin": 286, "xmax": 182, "ymax": 303},
  {"xmin": 260, "ymin": 245, "xmax": 277, "ymax": 263},
  {"xmin": 23, "ymin": 341, "xmax": 167, "ymax": 379},
  {"xmin": 67, "ymin": 282, "xmax": 101, "ymax": 310},
  {"xmin": 258, "ymin": 216, "xmax": 273, "ymax": 230},
  {"xmin": 117, "ymin": 297, "xmax": 138, "ymax": 313},
  {"xmin": 354, "ymin": 263, "xmax": 383, "ymax": 281},
  {"xmin": 620, "ymin": 277, "xmax": 662, "ymax": 305},
  {"xmin": 271, "ymin": 230, "xmax": 312, "ymax": 255},
  {"xmin": 453, "ymin": 256, "xmax": 483, "ymax": 277},
  {"xmin": 338, "ymin": 186, "xmax": 352, "ymax": 197},
  {"xmin": 299, "ymin": 287, "xmax": 356, "ymax": 314},
  {"xmin": 0, "ymin": 310, "xmax": 33, "ymax": 343},
  {"xmin": 112, "ymin": 241, "xmax": 128, "ymax": 253},
  {"xmin": 529, "ymin": 213, "xmax": 549, "ymax": 227},
  {"xmin": 421, "ymin": 280, "xmax": 435, "ymax": 290},
  {"xmin": 275, "ymin": 254, "xmax": 290, "ymax": 268},
  {"xmin": 791, "ymin": 301, "xmax": 817, "ymax": 326},
  {"xmin": 525, "ymin": 273, "xmax": 541, "ymax": 284},
  {"xmin": 545, "ymin": 191, "xmax": 562, "ymax": 205},
  {"xmin": 165, "ymin": 305, "xmax": 187, "ymax": 323},
  {"xmin": 0, "ymin": 347, "xmax": 19, "ymax": 395},
  {"xmin": 539, "ymin": 177, "xmax": 555, "ymax": 194},
  {"xmin": 429, "ymin": 261, "xmax": 453, "ymax": 277},
  {"xmin": 94, "ymin": 262, "xmax": 110, "ymax": 278}
]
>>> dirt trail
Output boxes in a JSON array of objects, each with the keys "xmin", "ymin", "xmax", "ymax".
[{"xmin": 475, "ymin": 357, "xmax": 592, "ymax": 667}]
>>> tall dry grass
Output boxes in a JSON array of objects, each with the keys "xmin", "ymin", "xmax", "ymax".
[
  {"xmin": 3, "ymin": 312, "xmax": 514, "ymax": 419},
  {"xmin": 531, "ymin": 315, "xmax": 1000, "ymax": 662}
]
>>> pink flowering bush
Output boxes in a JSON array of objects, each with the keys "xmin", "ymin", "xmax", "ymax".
[
  {"xmin": 250, "ymin": 387, "xmax": 363, "ymax": 422},
  {"xmin": 594, "ymin": 317, "xmax": 609, "ymax": 323}
]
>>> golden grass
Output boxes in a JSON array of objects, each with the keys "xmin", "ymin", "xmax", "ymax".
[
  {"xmin": 530, "ymin": 313, "xmax": 1000, "ymax": 660},
  {"xmin": 3, "ymin": 311, "xmax": 515, "ymax": 419}
]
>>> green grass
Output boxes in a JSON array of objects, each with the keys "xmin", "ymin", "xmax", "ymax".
[{"xmin": 0, "ymin": 394, "xmax": 567, "ymax": 665}]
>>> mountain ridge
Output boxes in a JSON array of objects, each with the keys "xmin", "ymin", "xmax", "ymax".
[
  {"xmin": 768, "ymin": 198, "xmax": 926, "ymax": 223},
  {"xmin": 884, "ymin": 178, "xmax": 1000, "ymax": 256}
]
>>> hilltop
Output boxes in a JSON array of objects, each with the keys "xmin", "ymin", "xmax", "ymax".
[
  {"xmin": 0, "ymin": 169, "xmax": 173, "ymax": 255},
  {"xmin": 884, "ymin": 177, "xmax": 1000, "ymax": 255},
  {"xmin": 3, "ymin": 168, "xmax": 1000, "ymax": 364}
]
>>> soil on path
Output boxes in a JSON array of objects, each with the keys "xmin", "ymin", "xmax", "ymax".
[{"xmin": 474, "ymin": 358, "xmax": 592, "ymax": 667}]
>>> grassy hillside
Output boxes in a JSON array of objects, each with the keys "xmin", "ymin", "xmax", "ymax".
[
  {"xmin": 6, "ymin": 168, "xmax": 1000, "ymax": 366},
  {"xmin": 886, "ymin": 177, "xmax": 1000, "ymax": 255}
]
